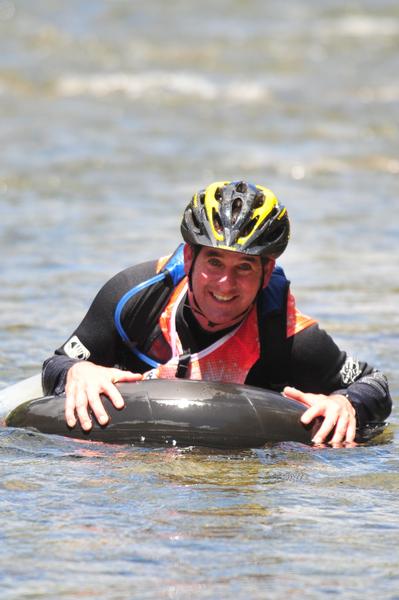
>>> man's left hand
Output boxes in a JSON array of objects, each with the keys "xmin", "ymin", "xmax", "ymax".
[{"xmin": 283, "ymin": 386, "xmax": 357, "ymax": 446}]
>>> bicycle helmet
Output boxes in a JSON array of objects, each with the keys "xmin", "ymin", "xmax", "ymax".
[{"xmin": 181, "ymin": 180, "xmax": 290, "ymax": 258}]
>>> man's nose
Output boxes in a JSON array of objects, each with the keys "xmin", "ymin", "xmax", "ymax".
[{"xmin": 216, "ymin": 269, "xmax": 236, "ymax": 287}]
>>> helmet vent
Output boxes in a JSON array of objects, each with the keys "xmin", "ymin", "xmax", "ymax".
[
  {"xmin": 190, "ymin": 208, "xmax": 201, "ymax": 231},
  {"xmin": 212, "ymin": 209, "xmax": 223, "ymax": 233},
  {"xmin": 269, "ymin": 206, "xmax": 279, "ymax": 218},
  {"xmin": 232, "ymin": 198, "xmax": 243, "ymax": 224},
  {"xmin": 253, "ymin": 192, "xmax": 265, "ymax": 209},
  {"xmin": 214, "ymin": 187, "xmax": 222, "ymax": 201},
  {"xmin": 241, "ymin": 217, "xmax": 258, "ymax": 238},
  {"xmin": 267, "ymin": 223, "xmax": 284, "ymax": 242},
  {"xmin": 235, "ymin": 181, "xmax": 247, "ymax": 193},
  {"xmin": 199, "ymin": 192, "xmax": 205, "ymax": 205}
]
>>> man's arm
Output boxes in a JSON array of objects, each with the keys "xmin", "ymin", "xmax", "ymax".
[
  {"xmin": 42, "ymin": 259, "xmax": 158, "ymax": 429},
  {"xmin": 287, "ymin": 324, "xmax": 392, "ymax": 444}
]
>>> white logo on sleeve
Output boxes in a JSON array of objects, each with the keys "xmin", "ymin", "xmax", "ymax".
[
  {"xmin": 340, "ymin": 356, "xmax": 361, "ymax": 385},
  {"xmin": 63, "ymin": 336, "xmax": 91, "ymax": 360}
]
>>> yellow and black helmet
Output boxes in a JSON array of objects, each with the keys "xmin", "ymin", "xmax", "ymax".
[{"xmin": 181, "ymin": 180, "xmax": 290, "ymax": 258}]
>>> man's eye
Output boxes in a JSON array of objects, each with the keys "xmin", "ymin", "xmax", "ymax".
[
  {"xmin": 208, "ymin": 258, "xmax": 222, "ymax": 267},
  {"xmin": 238, "ymin": 263, "xmax": 252, "ymax": 271}
]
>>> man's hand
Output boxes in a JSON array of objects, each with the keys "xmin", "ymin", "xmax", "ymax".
[
  {"xmin": 65, "ymin": 361, "xmax": 143, "ymax": 431},
  {"xmin": 283, "ymin": 386, "xmax": 357, "ymax": 446}
]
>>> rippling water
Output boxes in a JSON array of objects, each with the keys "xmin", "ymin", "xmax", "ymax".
[{"xmin": 1, "ymin": 1, "xmax": 398, "ymax": 598}]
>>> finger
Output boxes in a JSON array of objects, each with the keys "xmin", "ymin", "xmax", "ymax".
[
  {"xmin": 300, "ymin": 404, "xmax": 322, "ymax": 425},
  {"xmin": 345, "ymin": 415, "xmax": 357, "ymax": 443},
  {"xmin": 113, "ymin": 371, "xmax": 143, "ymax": 383},
  {"xmin": 343, "ymin": 440, "xmax": 358, "ymax": 448},
  {"xmin": 75, "ymin": 389, "xmax": 93, "ymax": 431},
  {"xmin": 312, "ymin": 413, "xmax": 337, "ymax": 445},
  {"xmin": 111, "ymin": 369, "xmax": 143, "ymax": 383},
  {"xmin": 284, "ymin": 386, "xmax": 315, "ymax": 408},
  {"xmin": 330, "ymin": 414, "xmax": 350, "ymax": 445},
  {"xmin": 65, "ymin": 386, "xmax": 77, "ymax": 428},
  {"xmin": 86, "ymin": 387, "xmax": 109, "ymax": 426},
  {"xmin": 283, "ymin": 386, "xmax": 302, "ymax": 399},
  {"xmin": 102, "ymin": 381, "xmax": 125, "ymax": 410}
]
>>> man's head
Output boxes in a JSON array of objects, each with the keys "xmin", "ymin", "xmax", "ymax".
[{"xmin": 180, "ymin": 180, "xmax": 289, "ymax": 330}]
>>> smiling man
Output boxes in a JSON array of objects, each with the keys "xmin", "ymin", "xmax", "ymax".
[{"xmin": 42, "ymin": 180, "xmax": 392, "ymax": 444}]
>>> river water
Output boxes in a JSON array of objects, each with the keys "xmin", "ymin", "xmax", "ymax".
[{"xmin": 1, "ymin": 1, "xmax": 398, "ymax": 598}]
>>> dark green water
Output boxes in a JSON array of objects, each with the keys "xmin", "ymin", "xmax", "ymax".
[{"xmin": 1, "ymin": 1, "xmax": 398, "ymax": 598}]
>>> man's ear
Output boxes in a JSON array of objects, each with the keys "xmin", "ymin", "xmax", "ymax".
[
  {"xmin": 183, "ymin": 243, "xmax": 194, "ymax": 275},
  {"xmin": 262, "ymin": 259, "xmax": 275, "ymax": 288}
]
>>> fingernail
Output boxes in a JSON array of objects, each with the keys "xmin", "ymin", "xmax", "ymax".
[
  {"xmin": 83, "ymin": 420, "xmax": 92, "ymax": 431},
  {"xmin": 67, "ymin": 419, "xmax": 76, "ymax": 429},
  {"xmin": 99, "ymin": 415, "xmax": 108, "ymax": 425}
]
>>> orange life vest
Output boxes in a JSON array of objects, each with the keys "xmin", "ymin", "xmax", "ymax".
[{"xmin": 142, "ymin": 269, "xmax": 316, "ymax": 383}]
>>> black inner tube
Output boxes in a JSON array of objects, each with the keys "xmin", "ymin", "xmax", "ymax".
[{"xmin": 6, "ymin": 379, "xmax": 319, "ymax": 448}]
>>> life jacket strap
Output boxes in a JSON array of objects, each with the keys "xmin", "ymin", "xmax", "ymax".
[{"xmin": 175, "ymin": 350, "xmax": 192, "ymax": 379}]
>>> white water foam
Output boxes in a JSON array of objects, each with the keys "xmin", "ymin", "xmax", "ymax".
[
  {"xmin": 56, "ymin": 71, "xmax": 270, "ymax": 103},
  {"xmin": 358, "ymin": 85, "xmax": 399, "ymax": 103},
  {"xmin": 320, "ymin": 15, "xmax": 399, "ymax": 38}
]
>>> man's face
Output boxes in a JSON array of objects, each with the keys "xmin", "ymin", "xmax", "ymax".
[{"xmin": 184, "ymin": 245, "xmax": 272, "ymax": 331}]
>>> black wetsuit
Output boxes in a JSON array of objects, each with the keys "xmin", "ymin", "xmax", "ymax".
[{"xmin": 42, "ymin": 259, "xmax": 392, "ymax": 428}]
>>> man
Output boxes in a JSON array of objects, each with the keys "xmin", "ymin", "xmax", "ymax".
[{"xmin": 42, "ymin": 180, "xmax": 391, "ymax": 445}]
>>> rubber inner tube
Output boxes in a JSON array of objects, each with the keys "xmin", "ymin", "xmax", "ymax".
[{"xmin": 6, "ymin": 379, "xmax": 319, "ymax": 448}]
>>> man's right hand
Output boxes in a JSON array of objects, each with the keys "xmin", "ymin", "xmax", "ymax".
[{"xmin": 65, "ymin": 361, "xmax": 143, "ymax": 431}]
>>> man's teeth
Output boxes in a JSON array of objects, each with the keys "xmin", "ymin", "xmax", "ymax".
[{"xmin": 212, "ymin": 293, "xmax": 235, "ymax": 302}]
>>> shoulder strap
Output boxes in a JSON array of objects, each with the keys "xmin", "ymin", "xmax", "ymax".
[{"xmin": 253, "ymin": 265, "xmax": 294, "ymax": 389}]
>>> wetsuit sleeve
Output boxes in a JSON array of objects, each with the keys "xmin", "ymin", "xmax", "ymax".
[
  {"xmin": 289, "ymin": 323, "xmax": 392, "ymax": 426},
  {"xmin": 42, "ymin": 260, "xmax": 158, "ymax": 395}
]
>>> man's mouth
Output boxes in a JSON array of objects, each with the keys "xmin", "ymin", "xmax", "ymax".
[{"xmin": 210, "ymin": 292, "xmax": 237, "ymax": 303}]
